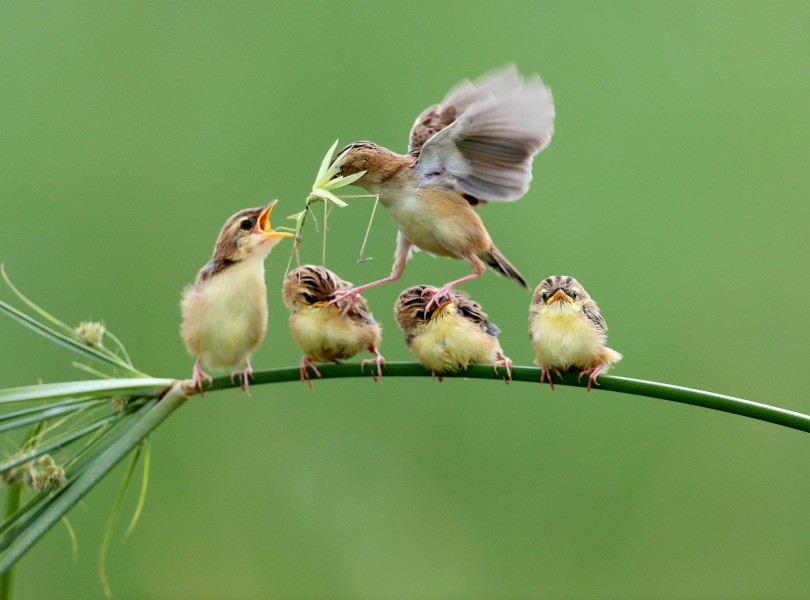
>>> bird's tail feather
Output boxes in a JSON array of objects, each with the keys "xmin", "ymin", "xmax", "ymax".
[{"xmin": 481, "ymin": 247, "xmax": 528, "ymax": 288}]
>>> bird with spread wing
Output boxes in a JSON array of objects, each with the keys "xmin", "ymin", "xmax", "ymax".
[{"xmin": 329, "ymin": 65, "xmax": 555, "ymax": 313}]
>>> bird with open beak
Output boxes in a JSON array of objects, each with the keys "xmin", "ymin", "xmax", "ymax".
[
  {"xmin": 329, "ymin": 65, "xmax": 555, "ymax": 313},
  {"xmin": 282, "ymin": 265, "xmax": 385, "ymax": 387},
  {"xmin": 394, "ymin": 285, "xmax": 512, "ymax": 381},
  {"xmin": 529, "ymin": 276, "xmax": 622, "ymax": 392},
  {"xmin": 181, "ymin": 200, "xmax": 293, "ymax": 395}
]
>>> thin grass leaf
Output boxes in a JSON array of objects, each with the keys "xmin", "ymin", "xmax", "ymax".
[
  {"xmin": 125, "ymin": 438, "xmax": 150, "ymax": 538},
  {"xmin": 34, "ymin": 399, "xmax": 106, "ymax": 444},
  {"xmin": 100, "ymin": 330, "xmax": 132, "ymax": 365},
  {"xmin": 0, "ymin": 414, "xmax": 120, "ymax": 476},
  {"xmin": 358, "ymin": 195, "xmax": 380, "ymax": 262},
  {"xmin": 0, "ymin": 493, "xmax": 47, "ymax": 541},
  {"xmin": 62, "ymin": 516, "xmax": 78, "ymax": 561},
  {"xmin": 1, "ymin": 265, "xmax": 77, "ymax": 338},
  {"xmin": 0, "ymin": 397, "xmax": 98, "ymax": 425},
  {"xmin": 63, "ymin": 413, "xmax": 135, "ymax": 473},
  {"xmin": 72, "ymin": 362, "xmax": 115, "ymax": 379},
  {"xmin": 0, "ymin": 379, "xmax": 172, "ymax": 406},
  {"xmin": 99, "ymin": 445, "xmax": 142, "ymax": 599},
  {"xmin": 2, "ymin": 266, "xmax": 133, "ymax": 367},
  {"xmin": 0, "ymin": 300, "xmax": 145, "ymax": 377},
  {"xmin": 0, "ymin": 387, "xmax": 186, "ymax": 575},
  {"xmin": 0, "ymin": 399, "xmax": 106, "ymax": 434}
]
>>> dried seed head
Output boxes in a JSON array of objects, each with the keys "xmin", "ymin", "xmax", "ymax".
[
  {"xmin": 76, "ymin": 321, "xmax": 105, "ymax": 346},
  {"xmin": 29, "ymin": 455, "xmax": 67, "ymax": 494}
]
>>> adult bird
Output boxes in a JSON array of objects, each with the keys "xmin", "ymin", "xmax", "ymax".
[{"xmin": 331, "ymin": 65, "xmax": 555, "ymax": 312}]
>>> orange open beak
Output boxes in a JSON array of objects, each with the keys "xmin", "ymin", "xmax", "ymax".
[
  {"xmin": 257, "ymin": 200, "xmax": 294, "ymax": 238},
  {"xmin": 547, "ymin": 290, "xmax": 573, "ymax": 305}
]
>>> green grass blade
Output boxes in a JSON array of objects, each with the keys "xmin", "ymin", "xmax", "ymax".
[
  {"xmin": 61, "ymin": 516, "xmax": 78, "ymax": 562},
  {"xmin": 0, "ymin": 415, "xmax": 120, "ymax": 476},
  {"xmin": 1, "ymin": 266, "xmax": 133, "ymax": 368},
  {"xmin": 0, "ymin": 397, "xmax": 98, "ymax": 424},
  {"xmin": 0, "ymin": 399, "xmax": 106, "ymax": 434},
  {"xmin": 99, "ymin": 445, "xmax": 141, "ymax": 599},
  {"xmin": 0, "ymin": 379, "xmax": 172, "ymax": 405},
  {"xmin": 125, "ymin": 438, "xmax": 150, "ymax": 538},
  {"xmin": 0, "ymin": 300, "xmax": 145, "ymax": 377},
  {"xmin": 1, "ymin": 266, "xmax": 76, "ymax": 338},
  {"xmin": 0, "ymin": 385, "xmax": 187, "ymax": 574}
]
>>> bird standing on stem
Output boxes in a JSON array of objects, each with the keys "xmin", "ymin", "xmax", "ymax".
[
  {"xmin": 181, "ymin": 201, "xmax": 293, "ymax": 395},
  {"xmin": 283, "ymin": 265, "xmax": 385, "ymax": 387},
  {"xmin": 330, "ymin": 65, "xmax": 555, "ymax": 313},
  {"xmin": 394, "ymin": 285, "xmax": 512, "ymax": 381},
  {"xmin": 529, "ymin": 276, "xmax": 622, "ymax": 392}
]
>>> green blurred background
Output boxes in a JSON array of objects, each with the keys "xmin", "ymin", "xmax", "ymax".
[{"xmin": 2, "ymin": 2, "xmax": 809, "ymax": 598}]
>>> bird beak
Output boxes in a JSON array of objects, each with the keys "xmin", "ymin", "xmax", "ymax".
[
  {"xmin": 430, "ymin": 298, "xmax": 455, "ymax": 321},
  {"xmin": 257, "ymin": 200, "xmax": 293, "ymax": 238},
  {"xmin": 547, "ymin": 290, "xmax": 573, "ymax": 305}
]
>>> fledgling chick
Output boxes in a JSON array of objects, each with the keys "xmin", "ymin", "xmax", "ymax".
[
  {"xmin": 181, "ymin": 201, "xmax": 292, "ymax": 395},
  {"xmin": 529, "ymin": 276, "xmax": 622, "ymax": 392},
  {"xmin": 394, "ymin": 285, "xmax": 512, "ymax": 381},
  {"xmin": 330, "ymin": 65, "xmax": 555, "ymax": 313},
  {"xmin": 282, "ymin": 265, "xmax": 385, "ymax": 386}
]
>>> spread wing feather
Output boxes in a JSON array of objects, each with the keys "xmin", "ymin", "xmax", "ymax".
[{"xmin": 411, "ymin": 65, "xmax": 554, "ymax": 202}]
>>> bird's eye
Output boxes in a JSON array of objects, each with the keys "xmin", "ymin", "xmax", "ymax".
[
  {"xmin": 541, "ymin": 292, "xmax": 550, "ymax": 301},
  {"xmin": 239, "ymin": 218, "xmax": 254, "ymax": 231},
  {"xmin": 415, "ymin": 310, "xmax": 425, "ymax": 320},
  {"xmin": 569, "ymin": 290, "xmax": 577, "ymax": 299},
  {"xmin": 302, "ymin": 292, "xmax": 316, "ymax": 304}
]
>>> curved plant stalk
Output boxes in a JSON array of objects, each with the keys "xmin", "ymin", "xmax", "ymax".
[{"xmin": 190, "ymin": 363, "xmax": 810, "ymax": 434}]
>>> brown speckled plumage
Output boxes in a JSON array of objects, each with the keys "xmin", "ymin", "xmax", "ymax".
[
  {"xmin": 283, "ymin": 264, "xmax": 376, "ymax": 325},
  {"xmin": 394, "ymin": 285, "xmax": 499, "ymax": 347}
]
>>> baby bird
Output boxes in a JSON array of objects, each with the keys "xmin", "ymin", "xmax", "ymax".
[
  {"xmin": 394, "ymin": 285, "xmax": 512, "ymax": 381},
  {"xmin": 181, "ymin": 201, "xmax": 292, "ymax": 395},
  {"xmin": 283, "ymin": 265, "xmax": 385, "ymax": 386},
  {"xmin": 331, "ymin": 65, "xmax": 555, "ymax": 313},
  {"xmin": 529, "ymin": 276, "xmax": 622, "ymax": 392}
]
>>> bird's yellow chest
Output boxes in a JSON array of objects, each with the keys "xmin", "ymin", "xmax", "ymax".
[
  {"xmin": 181, "ymin": 260, "xmax": 268, "ymax": 369},
  {"xmin": 385, "ymin": 189, "xmax": 482, "ymax": 258},
  {"xmin": 411, "ymin": 314, "xmax": 497, "ymax": 372},
  {"xmin": 530, "ymin": 309, "xmax": 603, "ymax": 370},
  {"xmin": 289, "ymin": 308, "xmax": 368, "ymax": 362}
]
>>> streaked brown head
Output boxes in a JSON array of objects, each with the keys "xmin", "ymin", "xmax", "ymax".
[
  {"xmin": 531, "ymin": 275, "xmax": 591, "ymax": 307},
  {"xmin": 283, "ymin": 265, "xmax": 349, "ymax": 311},
  {"xmin": 197, "ymin": 200, "xmax": 292, "ymax": 283},
  {"xmin": 333, "ymin": 141, "xmax": 413, "ymax": 186},
  {"xmin": 394, "ymin": 285, "xmax": 498, "ymax": 340}
]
